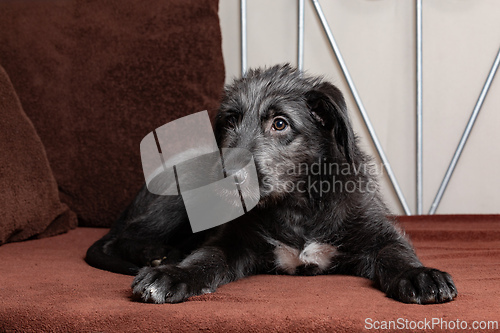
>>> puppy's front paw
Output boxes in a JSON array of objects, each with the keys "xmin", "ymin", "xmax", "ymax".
[
  {"xmin": 387, "ymin": 267, "xmax": 457, "ymax": 304},
  {"xmin": 131, "ymin": 265, "xmax": 211, "ymax": 304}
]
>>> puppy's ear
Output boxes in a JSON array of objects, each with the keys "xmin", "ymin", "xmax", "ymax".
[{"xmin": 305, "ymin": 82, "xmax": 355, "ymax": 163}]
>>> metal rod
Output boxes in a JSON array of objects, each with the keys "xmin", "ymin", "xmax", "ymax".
[
  {"xmin": 240, "ymin": 0, "xmax": 247, "ymax": 77},
  {"xmin": 429, "ymin": 46, "xmax": 500, "ymax": 214},
  {"xmin": 311, "ymin": 0, "xmax": 412, "ymax": 215},
  {"xmin": 298, "ymin": 0, "xmax": 305, "ymax": 71},
  {"xmin": 416, "ymin": 0, "xmax": 423, "ymax": 214}
]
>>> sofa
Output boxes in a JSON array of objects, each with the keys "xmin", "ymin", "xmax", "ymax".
[{"xmin": 1, "ymin": 1, "xmax": 499, "ymax": 332}]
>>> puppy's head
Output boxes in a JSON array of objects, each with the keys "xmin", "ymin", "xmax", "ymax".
[{"xmin": 215, "ymin": 64, "xmax": 356, "ymax": 204}]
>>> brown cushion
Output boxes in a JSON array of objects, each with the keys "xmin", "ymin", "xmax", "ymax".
[
  {"xmin": 0, "ymin": 0, "xmax": 225, "ymax": 227},
  {"xmin": 0, "ymin": 215, "xmax": 499, "ymax": 331},
  {"xmin": 0, "ymin": 65, "xmax": 77, "ymax": 245}
]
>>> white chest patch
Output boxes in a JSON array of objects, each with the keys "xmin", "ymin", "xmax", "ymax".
[{"xmin": 271, "ymin": 240, "xmax": 338, "ymax": 274}]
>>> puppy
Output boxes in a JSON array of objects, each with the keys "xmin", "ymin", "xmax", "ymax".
[{"xmin": 86, "ymin": 64, "xmax": 457, "ymax": 304}]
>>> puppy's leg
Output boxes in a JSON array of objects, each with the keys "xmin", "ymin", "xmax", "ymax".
[
  {"xmin": 374, "ymin": 240, "xmax": 457, "ymax": 304},
  {"xmin": 131, "ymin": 223, "xmax": 265, "ymax": 303},
  {"xmin": 131, "ymin": 246, "xmax": 228, "ymax": 303}
]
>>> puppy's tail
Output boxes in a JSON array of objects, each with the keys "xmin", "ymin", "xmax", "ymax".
[{"xmin": 85, "ymin": 235, "xmax": 139, "ymax": 276}]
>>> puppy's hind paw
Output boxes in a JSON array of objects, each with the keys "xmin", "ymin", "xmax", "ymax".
[
  {"xmin": 131, "ymin": 265, "xmax": 204, "ymax": 304},
  {"xmin": 387, "ymin": 267, "xmax": 457, "ymax": 304}
]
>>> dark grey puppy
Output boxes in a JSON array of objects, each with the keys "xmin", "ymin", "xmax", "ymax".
[{"xmin": 86, "ymin": 64, "xmax": 457, "ymax": 304}]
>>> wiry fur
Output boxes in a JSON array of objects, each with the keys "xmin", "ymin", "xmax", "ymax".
[{"xmin": 86, "ymin": 65, "xmax": 457, "ymax": 304}]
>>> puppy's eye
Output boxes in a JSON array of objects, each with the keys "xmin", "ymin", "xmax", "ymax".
[{"xmin": 272, "ymin": 118, "xmax": 288, "ymax": 131}]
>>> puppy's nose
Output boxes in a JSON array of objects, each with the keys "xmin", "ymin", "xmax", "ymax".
[
  {"xmin": 221, "ymin": 148, "xmax": 253, "ymax": 184},
  {"xmin": 226, "ymin": 169, "xmax": 248, "ymax": 185}
]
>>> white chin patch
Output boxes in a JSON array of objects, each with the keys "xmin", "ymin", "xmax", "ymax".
[{"xmin": 271, "ymin": 240, "xmax": 338, "ymax": 274}]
